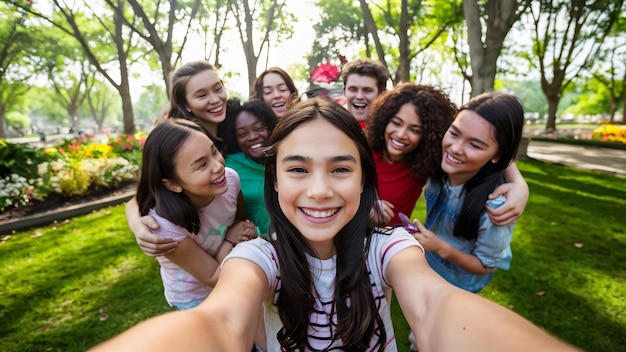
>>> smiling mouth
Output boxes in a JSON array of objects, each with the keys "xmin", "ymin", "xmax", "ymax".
[
  {"xmin": 272, "ymin": 102, "xmax": 286, "ymax": 108},
  {"xmin": 446, "ymin": 152, "xmax": 463, "ymax": 164},
  {"xmin": 390, "ymin": 138, "xmax": 406, "ymax": 148},
  {"xmin": 301, "ymin": 208, "xmax": 339, "ymax": 218},
  {"xmin": 249, "ymin": 143, "xmax": 264, "ymax": 150},
  {"xmin": 208, "ymin": 106, "xmax": 223, "ymax": 113},
  {"xmin": 352, "ymin": 103, "xmax": 367, "ymax": 109},
  {"xmin": 211, "ymin": 174, "xmax": 226, "ymax": 184}
]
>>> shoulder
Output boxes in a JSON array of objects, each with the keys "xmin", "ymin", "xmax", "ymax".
[
  {"xmin": 370, "ymin": 227, "xmax": 424, "ymax": 261},
  {"xmin": 224, "ymin": 237, "xmax": 277, "ymax": 284},
  {"xmin": 225, "ymin": 167, "xmax": 240, "ymax": 186}
]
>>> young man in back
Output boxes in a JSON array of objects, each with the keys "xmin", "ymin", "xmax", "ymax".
[{"xmin": 340, "ymin": 58, "xmax": 390, "ymax": 128}]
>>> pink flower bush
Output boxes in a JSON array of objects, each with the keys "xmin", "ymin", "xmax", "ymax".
[{"xmin": 311, "ymin": 61, "xmax": 341, "ymax": 83}]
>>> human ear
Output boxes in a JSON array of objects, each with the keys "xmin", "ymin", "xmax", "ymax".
[{"xmin": 162, "ymin": 179, "xmax": 182, "ymax": 193}]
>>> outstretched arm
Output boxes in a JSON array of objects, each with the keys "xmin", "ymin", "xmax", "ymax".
[
  {"xmin": 487, "ymin": 162, "xmax": 529, "ymax": 226},
  {"xmin": 125, "ymin": 198, "xmax": 177, "ymax": 256},
  {"xmin": 89, "ymin": 257, "xmax": 267, "ymax": 351},
  {"xmin": 387, "ymin": 247, "xmax": 578, "ymax": 352}
]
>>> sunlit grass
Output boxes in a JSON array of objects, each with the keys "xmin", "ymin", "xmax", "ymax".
[{"xmin": 1, "ymin": 160, "xmax": 624, "ymax": 351}]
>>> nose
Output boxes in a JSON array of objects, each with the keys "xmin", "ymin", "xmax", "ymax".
[
  {"xmin": 247, "ymin": 130, "xmax": 259, "ymax": 141},
  {"xmin": 208, "ymin": 91, "xmax": 220, "ymax": 103},
  {"xmin": 209, "ymin": 157, "xmax": 224, "ymax": 173},
  {"xmin": 306, "ymin": 173, "xmax": 333, "ymax": 200},
  {"xmin": 448, "ymin": 139, "xmax": 462, "ymax": 154}
]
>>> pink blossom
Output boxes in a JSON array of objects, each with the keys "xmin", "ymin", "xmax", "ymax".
[{"xmin": 311, "ymin": 61, "xmax": 340, "ymax": 83}]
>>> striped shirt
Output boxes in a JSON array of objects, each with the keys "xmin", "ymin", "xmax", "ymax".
[{"xmin": 226, "ymin": 227, "xmax": 423, "ymax": 351}]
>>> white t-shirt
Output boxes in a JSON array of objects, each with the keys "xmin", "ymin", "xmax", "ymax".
[{"xmin": 226, "ymin": 227, "xmax": 423, "ymax": 351}]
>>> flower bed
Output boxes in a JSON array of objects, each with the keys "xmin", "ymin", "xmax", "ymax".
[
  {"xmin": 0, "ymin": 133, "xmax": 146, "ymax": 212},
  {"xmin": 528, "ymin": 124, "xmax": 626, "ymax": 150}
]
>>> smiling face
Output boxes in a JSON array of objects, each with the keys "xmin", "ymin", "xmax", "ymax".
[
  {"xmin": 262, "ymin": 73, "xmax": 292, "ymax": 118},
  {"xmin": 165, "ymin": 130, "xmax": 227, "ymax": 208},
  {"xmin": 441, "ymin": 109, "xmax": 500, "ymax": 186},
  {"xmin": 343, "ymin": 74, "xmax": 380, "ymax": 122},
  {"xmin": 235, "ymin": 110, "xmax": 270, "ymax": 163},
  {"xmin": 383, "ymin": 103, "xmax": 423, "ymax": 162},
  {"xmin": 184, "ymin": 70, "xmax": 227, "ymax": 129},
  {"xmin": 274, "ymin": 117, "xmax": 363, "ymax": 259}
]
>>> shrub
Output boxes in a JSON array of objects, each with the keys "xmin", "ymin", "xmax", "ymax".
[{"xmin": 592, "ymin": 124, "xmax": 626, "ymax": 144}]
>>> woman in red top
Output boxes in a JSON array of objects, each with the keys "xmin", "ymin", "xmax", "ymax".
[{"xmin": 366, "ymin": 83, "xmax": 528, "ymax": 226}]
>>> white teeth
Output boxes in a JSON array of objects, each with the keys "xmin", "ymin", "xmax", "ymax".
[
  {"xmin": 211, "ymin": 175, "xmax": 225, "ymax": 184},
  {"xmin": 209, "ymin": 106, "xmax": 223, "ymax": 113},
  {"xmin": 250, "ymin": 143, "xmax": 262, "ymax": 149},
  {"xmin": 391, "ymin": 138, "xmax": 406, "ymax": 147},
  {"xmin": 447, "ymin": 153, "xmax": 462, "ymax": 164},
  {"xmin": 301, "ymin": 208, "xmax": 338, "ymax": 218},
  {"xmin": 272, "ymin": 102, "xmax": 285, "ymax": 108},
  {"xmin": 353, "ymin": 103, "xmax": 366, "ymax": 108}
]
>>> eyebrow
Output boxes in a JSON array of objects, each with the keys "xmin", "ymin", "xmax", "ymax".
[
  {"xmin": 281, "ymin": 154, "xmax": 358, "ymax": 164},
  {"xmin": 449, "ymin": 125, "xmax": 489, "ymax": 146}
]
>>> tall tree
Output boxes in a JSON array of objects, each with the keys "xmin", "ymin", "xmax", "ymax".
[
  {"xmin": 195, "ymin": 0, "xmax": 230, "ymax": 68},
  {"xmin": 525, "ymin": 0, "xmax": 624, "ymax": 131},
  {"xmin": 356, "ymin": 0, "xmax": 462, "ymax": 85},
  {"xmin": 463, "ymin": 0, "xmax": 531, "ymax": 97},
  {"xmin": 85, "ymin": 78, "xmax": 120, "ymax": 133},
  {"xmin": 588, "ymin": 15, "xmax": 626, "ymax": 123},
  {"xmin": 10, "ymin": 0, "xmax": 144, "ymax": 134},
  {"xmin": 40, "ymin": 29, "xmax": 95, "ymax": 131},
  {"xmin": 0, "ymin": 2, "xmax": 40, "ymax": 138},
  {"xmin": 310, "ymin": 0, "xmax": 367, "ymax": 68},
  {"xmin": 227, "ymin": 0, "xmax": 294, "ymax": 93},
  {"xmin": 105, "ymin": 0, "xmax": 202, "ymax": 98}
]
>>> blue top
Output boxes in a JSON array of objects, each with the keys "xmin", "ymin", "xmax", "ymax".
[
  {"xmin": 225, "ymin": 152, "xmax": 270, "ymax": 235},
  {"xmin": 423, "ymin": 178, "xmax": 513, "ymax": 293}
]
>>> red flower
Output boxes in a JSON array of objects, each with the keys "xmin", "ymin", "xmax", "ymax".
[{"xmin": 311, "ymin": 61, "xmax": 340, "ymax": 83}]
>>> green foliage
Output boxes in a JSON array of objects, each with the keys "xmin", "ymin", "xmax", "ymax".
[
  {"xmin": 0, "ymin": 140, "xmax": 50, "ymax": 179},
  {"xmin": 0, "ymin": 134, "xmax": 141, "ymax": 210},
  {"xmin": 0, "ymin": 205, "xmax": 172, "ymax": 351},
  {"xmin": 6, "ymin": 111, "xmax": 31, "ymax": 130}
]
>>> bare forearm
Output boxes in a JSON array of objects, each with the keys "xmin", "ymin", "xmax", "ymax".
[
  {"xmin": 125, "ymin": 197, "xmax": 141, "ymax": 232},
  {"xmin": 415, "ymin": 288, "xmax": 578, "ymax": 352}
]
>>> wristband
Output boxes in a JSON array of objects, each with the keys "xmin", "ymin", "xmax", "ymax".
[{"xmin": 223, "ymin": 238, "xmax": 236, "ymax": 247}]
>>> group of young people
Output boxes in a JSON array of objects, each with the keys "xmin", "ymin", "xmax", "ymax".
[{"xmin": 94, "ymin": 59, "xmax": 577, "ymax": 351}]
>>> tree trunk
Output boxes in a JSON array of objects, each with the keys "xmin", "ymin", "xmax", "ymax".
[
  {"xmin": 464, "ymin": 0, "xmax": 525, "ymax": 97},
  {"xmin": 359, "ymin": 0, "xmax": 388, "ymax": 71},
  {"xmin": 394, "ymin": 0, "xmax": 411, "ymax": 84},
  {"xmin": 545, "ymin": 94, "xmax": 559, "ymax": 132},
  {"xmin": 0, "ymin": 105, "xmax": 5, "ymax": 139}
]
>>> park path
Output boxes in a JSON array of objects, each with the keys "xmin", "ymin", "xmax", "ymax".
[{"xmin": 527, "ymin": 140, "xmax": 626, "ymax": 178}]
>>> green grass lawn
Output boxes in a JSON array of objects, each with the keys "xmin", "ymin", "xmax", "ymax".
[{"xmin": 1, "ymin": 160, "xmax": 624, "ymax": 351}]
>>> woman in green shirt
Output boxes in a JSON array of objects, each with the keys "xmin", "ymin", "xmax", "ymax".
[{"xmin": 218, "ymin": 99, "xmax": 277, "ymax": 235}]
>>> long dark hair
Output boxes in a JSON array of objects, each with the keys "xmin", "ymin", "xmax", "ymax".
[
  {"xmin": 366, "ymin": 83, "xmax": 456, "ymax": 180},
  {"xmin": 264, "ymin": 98, "xmax": 386, "ymax": 351},
  {"xmin": 435, "ymin": 92, "xmax": 524, "ymax": 240},
  {"xmin": 218, "ymin": 98, "xmax": 278, "ymax": 155},
  {"xmin": 136, "ymin": 119, "xmax": 221, "ymax": 234}
]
